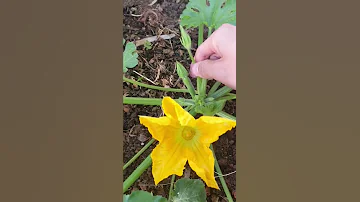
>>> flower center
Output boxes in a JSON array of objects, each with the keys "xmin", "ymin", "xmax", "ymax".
[{"xmin": 181, "ymin": 127, "xmax": 196, "ymax": 141}]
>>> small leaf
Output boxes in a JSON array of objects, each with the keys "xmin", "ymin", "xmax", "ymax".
[
  {"xmin": 171, "ymin": 178, "xmax": 206, "ymax": 202},
  {"xmin": 180, "ymin": 0, "xmax": 236, "ymax": 30},
  {"xmin": 123, "ymin": 190, "xmax": 167, "ymax": 202},
  {"xmin": 123, "ymin": 40, "xmax": 139, "ymax": 72}
]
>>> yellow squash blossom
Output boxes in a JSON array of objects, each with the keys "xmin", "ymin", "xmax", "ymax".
[{"xmin": 139, "ymin": 97, "xmax": 236, "ymax": 189}]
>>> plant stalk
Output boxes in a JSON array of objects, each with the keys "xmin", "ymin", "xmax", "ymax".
[
  {"xmin": 168, "ymin": 175, "xmax": 176, "ymax": 201},
  {"xmin": 208, "ymin": 81, "xmax": 221, "ymax": 96},
  {"xmin": 176, "ymin": 62, "xmax": 197, "ymax": 99},
  {"xmin": 196, "ymin": 24, "xmax": 207, "ymax": 98},
  {"xmin": 123, "ymin": 97, "xmax": 194, "ymax": 106},
  {"xmin": 123, "ymin": 154, "xmax": 152, "ymax": 193},
  {"xmin": 209, "ymin": 86, "xmax": 234, "ymax": 99},
  {"xmin": 216, "ymin": 111, "xmax": 236, "ymax": 121},
  {"xmin": 123, "ymin": 138, "xmax": 155, "ymax": 170},
  {"xmin": 187, "ymin": 49, "xmax": 195, "ymax": 63},
  {"xmin": 211, "ymin": 144, "xmax": 234, "ymax": 202},
  {"xmin": 214, "ymin": 94, "xmax": 236, "ymax": 102},
  {"xmin": 123, "ymin": 76, "xmax": 189, "ymax": 93}
]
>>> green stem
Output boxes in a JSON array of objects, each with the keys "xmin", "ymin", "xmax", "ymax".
[
  {"xmin": 123, "ymin": 154, "xmax": 152, "ymax": 193},
  {"xmin": 210, "ymin": 144, "xmax": 234, "ymax": 202},
  {"xmin": 208, "ymin": 27, "xmax": 213, "ymax": 37},
  {"xmin": 188, "ymin": 108, "xmax": 197, "ymax": 116},
  {"xmin": 123, "ymin": 76, "xmax": 189, "ymax": 93},
  {"xmin": 214, "ymin": 94, "xmax": 236, "ymax": 102},
  {"xmin": 210, "ymin": 86, "xmax": 233, "ymax": 99},
  {"xmin": 123, "ymin": 138, "xmax": 155, "ymax": 170},
  {"xmin": 123, "ymin": 97, "xmax": 194, "ymax": 106},
  {"xmin": 208, "ymin": 81, "xmax": 221, "ymax": 96},
  {"xmin": 216, "ymin": 111, "xmax": 236, "ymax": 121},
  {"xmin": 176, "ymin": 62, "xmax": 196, "ymax": 99},
  {"xmin": 226, "ymin": 93, "xmax": 236, "ymax": 96},
  {"xmin": 168, "ymin": 175, "xmax": 176, "ymax": 201},
  {"xmin": 198, "ymin": 24, "xmax": 204, "ymax": 46},
  {"xmin": 197, "ymin": 24, "xmax": 207, "ymax": 97},
  {"xmin": 187, "ymin": 49, "xmax": 195, "ymax": 63}
]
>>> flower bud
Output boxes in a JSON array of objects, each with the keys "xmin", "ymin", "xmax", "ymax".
[
  {"xmin": 176, "ymin": 62, "xmax": 196, "ymax": 98},
  {"xmin": 179, "ymin": 25, "xmax": 192, "ymax": 50}
]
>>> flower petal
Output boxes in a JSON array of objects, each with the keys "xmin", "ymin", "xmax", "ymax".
[
  {"xmin": 187, "ymin": 143, "xmax": 219, "ymax": 189},
  {"xmin": 139, "ymin": 116, "xmax": 175, "ymax": 142},
  {"xmin": 162, "ymin": 97, "xmax": 195, "ymax": 126},
  {"xmin": 195, "ymin": 116, "xmax": 236, "ymax": 144},
  {"xmin": 151, "ymin": 138, "xmax": 187, "ymax": 185}
]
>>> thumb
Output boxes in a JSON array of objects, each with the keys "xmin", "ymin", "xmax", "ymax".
[{"xmin": 190, "ymin": 59, "xmax": 225, "ymax": 81}]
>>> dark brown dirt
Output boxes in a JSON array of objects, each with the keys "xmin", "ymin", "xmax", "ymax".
[{"xmin": 123, "ymin": 1, "xmax": 236, "ymax": 201}]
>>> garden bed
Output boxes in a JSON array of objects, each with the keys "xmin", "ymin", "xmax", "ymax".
[{"xmin": 123, "ymin": 1, "xmax": 236, "ymax": 201}]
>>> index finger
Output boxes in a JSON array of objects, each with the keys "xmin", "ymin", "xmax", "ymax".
[{"xmin": 194, "ymin": 30, "xmax": 221, "ymax": 62}]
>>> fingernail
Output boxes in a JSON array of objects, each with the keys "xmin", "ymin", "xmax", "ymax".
[
  {"xmin": 209, "ymin": 54, "xmax": 220, "ymax": 60},
  {"xmin": 189, "ymin": 63, "xmax": 198, "ymax": 78}
]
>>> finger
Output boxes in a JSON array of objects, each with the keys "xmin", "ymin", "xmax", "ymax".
[
  {"xmin": 209, "ymin": 54, "xmax": 220, "ymax": 60},
  {"xmin": 189, "ymin": 59, "xmax": 227, "ymax": 81},
  {"xmin": 194, "ymin": 31, "xmax": 221, "ymax": 62}
]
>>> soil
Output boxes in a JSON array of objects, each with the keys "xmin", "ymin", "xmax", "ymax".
[{"xmin": 123, "ymin": 1, "xmax": 236, "ymax": 201}]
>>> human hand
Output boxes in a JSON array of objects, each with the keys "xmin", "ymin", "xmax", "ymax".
[{"xmin": 189, "ymin": 24, "xmax": 236, "ymax": 90}]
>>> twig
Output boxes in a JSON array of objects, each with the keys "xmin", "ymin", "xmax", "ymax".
[
  {"xmin": 133, "ymin": 70, "xmax": 156, "ymax": 85},
  {"xmin": 135, "ymin": 34, "xmax": 176, "ymax": 46},
  {"xmin": 215, "ymin": 171, "xmax": 236, "ymax": 178}
]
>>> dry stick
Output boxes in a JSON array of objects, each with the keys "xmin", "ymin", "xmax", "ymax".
[
  {"xmin": 133, "ymin": 70, "xmax": 156, "ymax": 85},
  {"xmin": 123, "ymin": 76, "xmax": 189, "ymax": 93},
  {"xmin": 135, "ymin": 34, "xmax": 176, "ymax": 47}
]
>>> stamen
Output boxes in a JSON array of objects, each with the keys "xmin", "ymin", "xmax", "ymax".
[{"xmin": 181, "ymin": 127, "xmax": 195, "ymax": 140}]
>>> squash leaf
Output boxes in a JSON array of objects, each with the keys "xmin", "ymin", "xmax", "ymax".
[
  {"xmin": 123, "ymin": 190, "xmax": 167, "ymax": 202},
  {"xmin": 180, "ymin": 0, "xmax": 236, "ymax": 30},
  {"xmin": 170, "ymin": 178, "xmax": 206, "ymax": 202},
  {"xmin": 123, "ymin": 39, "xmax": 138, "ymax": 72}
]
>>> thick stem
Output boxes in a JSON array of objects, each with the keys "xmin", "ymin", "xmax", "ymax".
[
  {"xmin": 196, "ymin": 24, "xmax": 206, "ymax": 97},
  {"xmin": 123, "ymin": 97, "xmax": 194, "ymax": 106},
  {"xmin": 123, "ymin": 154, "xmax": 152, "ymax": 193},
  {"xmin": 123, "ymin": 138, "xmax": 155, "ymax": 170},
  {"xmin": 210, "ymin": 144, "xmax": 234, "ymax": 202},
  {"xmin": 168, "ymin": 175, "xmax": 176, "ymax": 201},
  {"xmin": 198, "ymin": 24, "xmax": 204, "ymax": 46},
  {"xmin": 123, "ymin": 76, "xmax": 189, "ymax": 93}
]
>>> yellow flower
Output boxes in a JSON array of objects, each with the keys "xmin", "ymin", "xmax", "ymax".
[{"xmin": 139, "ymin": 97, "xmax": 236, "ymax": 189}]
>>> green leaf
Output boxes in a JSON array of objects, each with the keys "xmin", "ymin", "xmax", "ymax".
[
  {"xmin": 123, "ymin": 40, "xmax": 138, "ymax": 72},
  {"xmin": 180, "ymin": 0, "xmax": 236, "ymax": 30},
  {"xmin": 171, "ymin": 178, "xmax": 206, "ymax": 202},
  {"xmin": 123, "ymin": 190, "xmax": 167, "ymax": 202}
]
